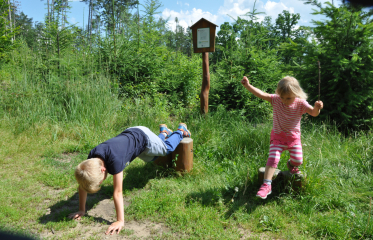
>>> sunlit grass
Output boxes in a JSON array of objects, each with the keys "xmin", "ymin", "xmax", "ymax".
[{"xmin": 1, "ymin": 66, "xmax": 372, "ymax": 239}]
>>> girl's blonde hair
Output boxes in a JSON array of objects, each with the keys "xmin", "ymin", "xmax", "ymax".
[
  {"xmin": 275, "ymin": 76, "xmax": 308, "ymax": 100},
  {"xmin": 74, "ymin": 158, "xmax": 104, "ymax": 193}
]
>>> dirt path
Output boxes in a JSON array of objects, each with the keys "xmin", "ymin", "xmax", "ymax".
[{"xmin": 40, "ymin": 198, "xmax": 172, "ymax": 240}]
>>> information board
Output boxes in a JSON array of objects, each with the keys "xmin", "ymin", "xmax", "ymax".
[{"xmin": 197, "ymin": 28, "xmax": 210, "ymax": 48}]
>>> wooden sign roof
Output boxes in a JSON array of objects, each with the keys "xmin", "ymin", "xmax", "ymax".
[{"xmin": 190, "ymin": 18, "xmax": 219, "ymax": 29}]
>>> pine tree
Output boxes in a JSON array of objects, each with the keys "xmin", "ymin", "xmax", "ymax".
[{"xmin": 284, "ymin": 0, "xmax": 373, "ymax": 130}]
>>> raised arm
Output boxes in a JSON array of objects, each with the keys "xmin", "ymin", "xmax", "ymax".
[
  {"xmin": 68, "ymin": 185, "xmax": 87, "ymax": 220},
  {"xmin": 306, "ymin": 100, "xmax": 324, "ymax": 117},
  {"xmin": 241, "ymin": 76, "xmax": 271, "ymax": 102},
  {"xmin": 105, "ymin": 171, "xmax": 124, "ymax": 235}
]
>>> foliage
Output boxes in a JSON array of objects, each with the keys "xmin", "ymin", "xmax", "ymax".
[
  {"xmin": 0, "ymin": 0, "xmax": 19, "ymax": 64},
  {"xmin": 210, "ymin": 7, "xmax": 287, "ymax": 120},
  {"xmin": 282, "ymin": 1, "xmax": 373, "ymax": 130},
  {"xmin": 0, "ymin": 1, "xmax": 373, "ymax": 238},
  {"xmin": 0, "ymin": 89, "xmax": 372, "ymax": 238},
  {"xmin": 2, "ymin": 0, "xmax": 373, "ymax": 129},
  {"xmin": 80, "ymin": 0, "xmax": 138, "ymax": 31}
]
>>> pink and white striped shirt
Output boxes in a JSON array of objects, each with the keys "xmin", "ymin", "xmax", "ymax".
[{"xmin": 270, "ymin": 94, "xmax": 312, "ymax": 147}]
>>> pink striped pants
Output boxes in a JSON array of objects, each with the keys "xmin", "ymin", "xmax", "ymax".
[{"xmin": 266, "ymin": 144, "xmax": 303, "ymax": 168}]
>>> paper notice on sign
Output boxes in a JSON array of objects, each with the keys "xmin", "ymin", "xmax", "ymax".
[{"xmin": 197, "ymin": 28, "xmax": 210, "ymax": 48}]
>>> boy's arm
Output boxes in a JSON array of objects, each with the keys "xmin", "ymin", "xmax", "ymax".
[
  {"xmin": 105, "ymin": 171, "xmax": 125, "ymax": 235},
  {"xmin": 68, "ymin": 185, "xmax": 87, "ymax": 220},
  {"xmin": 241, "ymin": 76, "xmax": 271, "ymax": 102},
  {"xmin": 306, "ymin": 100, "xmax": 324, "ymax": 117}
]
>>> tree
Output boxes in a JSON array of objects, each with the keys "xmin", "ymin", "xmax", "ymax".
[
  {"xmin": 40, "ymin": 0, "xmax": 51, "ymax": 23},
  {"xmin": 283, "ymin": 1, "xmax": 373, "ymax": 130},
  {"xmin": 273, "ymin": 10, "xmax": 302, "ymax": 64},
  {"xmin": 0, "ymin": 0, "xmax": 18, "ymax": 63},
  {"xmin": 14, "ymin": 11, "xmax": 35, "ymax": 48},
  {"xmin": 81, "ymin": 0, "xmax": 137, "ymax": 32}
]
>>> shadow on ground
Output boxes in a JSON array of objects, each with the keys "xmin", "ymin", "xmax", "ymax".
[
  {"xmin": 38, "ymin": 161, "xmax": 171, "ymax": 226},
  {"xmin": 185, "ymin": 172, "xmax": 301, "ymax": 220}
]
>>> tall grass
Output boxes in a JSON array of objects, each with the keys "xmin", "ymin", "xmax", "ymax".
[{"xmin": 0, "ymin": 52, "xmax": 372, "ymax": 239}]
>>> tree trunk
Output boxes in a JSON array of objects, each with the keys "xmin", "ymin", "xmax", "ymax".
[
  {"xmin": 12, "ymin": 0, "xmax": 15, "ymax": 40},
  {"xmin": 89, "ymin": 0, "xmax": 93, "ymax": 39},
  {"xmin": 8, "ymin": 0, "xmax": 12, "ymax": 41},
  {"xmin": 47, "ymin": 0, "xmax": 50, "ymax": 22},
  {"xmin": 52, "ymin": 0, "xmax": 54, "ymax": 20},
  {"xmin": 88, "ymin": 0, "xmax": 91, "ymax": 39}
]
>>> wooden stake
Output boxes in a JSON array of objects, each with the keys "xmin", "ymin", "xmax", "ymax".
[
  {"xmin": 318, "ymin": 61, "xmax": 321, "ymax": 101},
  {"xmin": 200, "ymin": 52, "xmax": 210, "ymax": 114}
]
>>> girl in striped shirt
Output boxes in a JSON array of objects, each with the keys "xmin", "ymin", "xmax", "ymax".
[{"xmin": 241, "ymin": 76, "xmax": 323, "ymax": 199}]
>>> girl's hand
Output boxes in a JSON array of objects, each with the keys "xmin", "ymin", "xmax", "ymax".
[
  {"xmin": 315, "ymin": 101, "xmax": 324, "ymax": 110},
  {"xmin": 68, "ymin": 211, "xmax": 85, "ymax": 220},
  {"xmin": 241, "ymin": 76, "xmax": 250, "ymax": 87},
  {"xmin": 105, "ymin": 220, "xmax": 124, "ymax": 235}
]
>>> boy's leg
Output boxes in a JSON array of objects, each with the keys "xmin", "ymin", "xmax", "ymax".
[
  {"xmin": 162, "ymin": 131, "xmax": 183, "ymax": 155},
  {"xmin": 177, "ymin": 123, "xmax": 191, "ymax": 137},
  {"xmin": 157, "ymin": 123, "xmax": 191, "ymax": 155},
  {"xmin": 159, "ymin": 124, "xmax": 173, "ymax": 138},
  {"xmin": 158, "ymin": 133, "xmax": 166, "ymax": 141}
]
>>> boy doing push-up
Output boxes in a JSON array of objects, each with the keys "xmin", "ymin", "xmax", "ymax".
[{"xmin": 68, "ymin": 123, "xmax": 191, "ymax": 235}]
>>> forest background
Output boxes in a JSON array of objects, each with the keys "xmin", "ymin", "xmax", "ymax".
[{"xmin": 0, "ymin": 0, "xmax": 373, "ymax": 239}]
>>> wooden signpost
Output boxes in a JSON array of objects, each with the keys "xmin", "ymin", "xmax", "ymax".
[{"xmin": 190, "ymin": 18, "xmax": 218, "ymax": 114}]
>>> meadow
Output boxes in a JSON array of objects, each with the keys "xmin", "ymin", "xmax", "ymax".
[
  {"xmin": 1, "ymin": 0, "xmax": 373, "ymax": 239},
  {"xmin": 0, "ymin": 62, "xmax": 372, "ymax": 239}
]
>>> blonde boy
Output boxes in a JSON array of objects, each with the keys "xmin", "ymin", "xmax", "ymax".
[{"xmin": 68, "ymin": 123, "xmax": 191, "ymax": 235}]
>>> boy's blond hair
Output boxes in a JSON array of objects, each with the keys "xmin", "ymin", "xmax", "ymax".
[
  {"xmin": 275, "ymin": 76, "xmax": 308, "ymax": 100},
  {"xmin": 74, "ymin": 158, "xmax": 104, "ymax": 193}
]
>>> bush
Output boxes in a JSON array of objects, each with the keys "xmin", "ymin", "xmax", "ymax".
[{"xmin": 283, "ymin": 1, "xmax": 373, "ymax": 130}]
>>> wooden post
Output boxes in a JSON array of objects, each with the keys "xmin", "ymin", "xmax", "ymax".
[
  {"xmin": 258, "ymin": 167, "xmax": 306, "ymax": 193},
  {"xmin": 153, "ymin": 138, "xmax": 193, "ymax": 173},
  {"xmin": 172, "ymin": 138, "xmax": 193, "ymax": 172},
  {"xmin": 200, "ymin": 52, "xmax": 210, "ymax": 114},
  {"xmin": 280, "ymin": 171, "xmax": 306, "ymax": 192},
  {"xmin": 153, "ymin": 154, "xmax": 173, "ymax": 169},
  {"xmin": 318, "ymin": 61, "xmax": 321, "ymax": 101},
  {"xmin": 189, "ymin": 18, "xmax": 218, "ymax": 115}
]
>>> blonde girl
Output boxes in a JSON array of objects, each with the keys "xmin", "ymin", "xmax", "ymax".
[{"xmin": 241, "ymin": 76, "xmax": 323, "ymax": 199}]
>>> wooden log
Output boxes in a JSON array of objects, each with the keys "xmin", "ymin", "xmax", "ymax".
[
  {"xmin": 153, "ymin": 138, "xmax": 194, "ymax": 173},
  {"xmin": 280, "ymin": 171, "xmax": 306, "ymax": 192},
  {"xmin": 258, "ymin": 167, "xmax": 306, "ymax": 193},
  {"xmin": 153, "ymin": 154, "xmax": 173, "ymax": 168},
  {"xmin": 172, "ymin": 138, "xmax": 193, "ymax": 173}
]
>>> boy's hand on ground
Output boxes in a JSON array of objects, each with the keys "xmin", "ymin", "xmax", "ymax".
[
  {"xmin": 241, "ymin": 76, "xmax": 250, "ymax": 86},
  {"xmin": 105, "ymin": 220, "xmax": 124, "ymax": 235},
  {"xmin": 68, "ymin": 211, "xmax": 85, "ymax": 220}
]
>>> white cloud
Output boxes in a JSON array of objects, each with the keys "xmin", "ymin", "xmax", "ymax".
[
  {"xmin": 217, "ymin": 0, "xmax": 341, "ymax": 26},
  {"xmin": 162, "ymin": 8, "xmax": 219, "ymax": 31},
  {"xmin": 218, "ymin": 0, "xmax": 253, "ymax": 21},
  {"xmin": 70, "ymin": 17, "xmax": 76, "ymax": 24},
  {"xmin": 160, "ymin": 0, "xmax": 343, "ymax": 33},
  {"xmin": 264, "ymin": 1, "xmax": 294, "ymax": 16}
]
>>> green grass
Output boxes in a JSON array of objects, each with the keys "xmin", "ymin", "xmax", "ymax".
[{"xmin": 0, "ymin": 66, "xmax": 372, "ymax": 239}]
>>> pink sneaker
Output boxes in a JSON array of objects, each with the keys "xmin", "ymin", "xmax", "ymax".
[
  {"xmin": 256, "ymin": 183, "xmax": 272, "ymax": 199},
  {"xmin": 287, "ymin": 160, "xmax": 301, "ymax": 174}
]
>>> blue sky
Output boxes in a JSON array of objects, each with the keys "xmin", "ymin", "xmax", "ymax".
[{"xmin": 18, "ymin": 0, "xmax": 339, "ymax": 31}]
